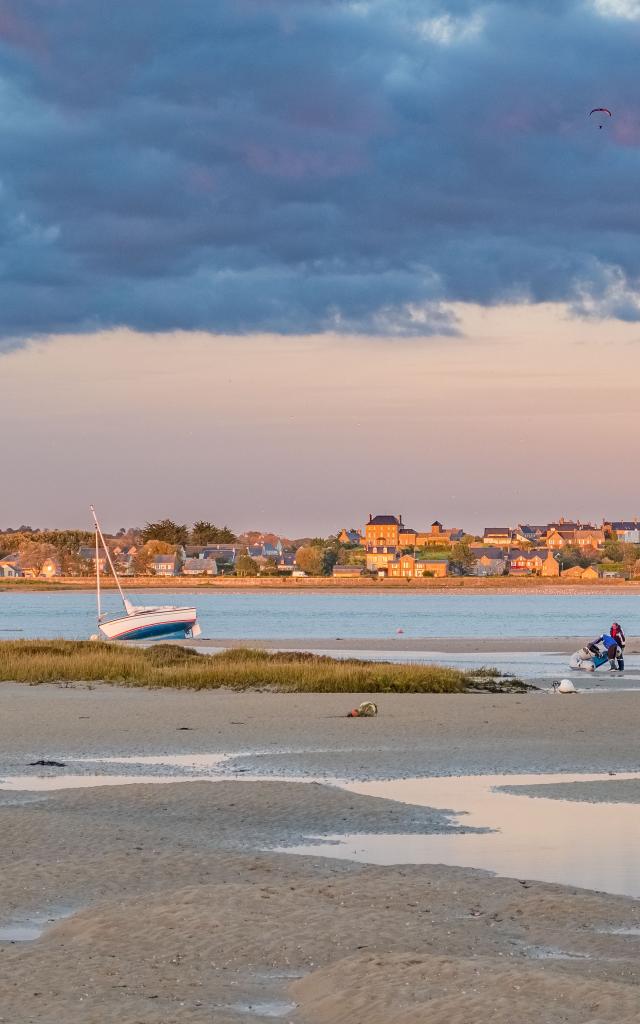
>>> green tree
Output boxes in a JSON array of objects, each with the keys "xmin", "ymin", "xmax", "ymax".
[
  {"xmin": 60, "ymin": 550, "xmax": 93, "ymax": 576},
  {"xmin": 141, "ymin": 520, "xmax": 189, "ymax": 545},
  {"xmin": 18, "ymin": 540, "xmax": 58, "ymax": 576},
  {"xmin": 130, "ymin": 540, "xmax": 173, "ymax": 575},
  {"xmin": 339, "ymin": 546, "xmax": 366, "ymax": 567},
  {"xmin": 559, "ymin": 545, "xmax": 593, "ymax": 570},
  {"xmin": 143, "ymin": 540, "xmax": 175, "ymax": 556},
  {"xmin": 622, "ymin": 543, "xmax": 640, "ymax": 577},
  {"xmin": 191, "ymin": 521, "xmax": 237, "ymax": 544},
  {"xmin": 322, "ymin": 544, "xmax": 339, "ymax": 575},
  {"xmin": 295, "ymin": 545, "xmax": 326, "ymax": 576},
  {"xmin": 236, "ymin": 553, "xmax": 259, "ymax": 577},
  {"xmin": 131, "ymin": 548, "xmax": 154, "ymax": 575},
  {"xmin": 39, "ymin": 530, "xmax": 93, "ymax": 551},
  {"xmin": 309, "ymin": 535, "xmax": 338, "ymax": 547},
  {"xmin": 1, "ymin": 529, "xmax": 92, "ymax": 554},
  {"xmin": 449, "ymin": 539, "xmax": 475, "ymax": 575},
  {"xmin": 602, "ymin": 539, "xmax": 624, "ymax": 564}
]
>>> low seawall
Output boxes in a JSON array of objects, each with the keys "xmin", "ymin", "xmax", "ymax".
[{"xmin": 1, "ymin": 576, "xmax": 639, "ymax": 593}]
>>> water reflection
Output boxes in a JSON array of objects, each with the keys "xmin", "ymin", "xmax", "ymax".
[
  {"xmin": 0, "ymin": 774, "xmax": 188, "ymax": 792},
  {"xmin": 288, "ymin": 772, "xmax": 640, "ymax": 898}
]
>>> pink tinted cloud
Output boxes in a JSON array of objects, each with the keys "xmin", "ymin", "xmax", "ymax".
[
  {"xmin": 186, "ymin": 165, "xmax": 218, "ymax": 194},
  {"xmin": 0, "ymin": 1, "xmax": 47, "ymax": 57},
  {"xmin": 612, "ymin": 114, "xmax": 640, "ymax": 147}
]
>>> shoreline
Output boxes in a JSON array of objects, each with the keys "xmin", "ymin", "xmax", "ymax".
[
  {"xmin": 179, "ymin": 635, "xmax": 635, "ymax": 654},
  {"xmin": 1, "ymin": 575, "xmax": 639, "ymax": 594}
]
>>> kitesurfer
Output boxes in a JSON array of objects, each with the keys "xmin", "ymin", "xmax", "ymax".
[{"xmin": 589, "ymin": 107, "xmax": 612, "ymax": 129}]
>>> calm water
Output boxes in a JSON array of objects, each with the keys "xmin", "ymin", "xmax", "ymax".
[
  {"xmin": 3, "ymin": 758, "xmax": 639, "ymax": 898},
  {"xmin": 0, "ymin": 589, "xmax": 637, "ymax": 640},
  {"xmin": 288, "ymin": 772, "xmax": 640, "ymax": 898}
]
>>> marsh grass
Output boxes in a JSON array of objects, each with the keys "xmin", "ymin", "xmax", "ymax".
[{"xmin": 0, "ymin": 641, "xmax": 528, "ymax": 693}]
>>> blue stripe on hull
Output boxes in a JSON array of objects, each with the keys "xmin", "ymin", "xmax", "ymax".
[{"xmin": 107, "ymin": 621, "xmax": 194, "ymax": 641}]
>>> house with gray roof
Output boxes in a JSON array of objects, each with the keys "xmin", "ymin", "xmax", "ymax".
[
  {"xmin": 0, "ymin": 553, "xmax": 22, "ymax": 577},
  {"xmin": 182, "ymin": 557, "xmax": 218, "ymax": 576},
  {"xmin": 607, "ymin": 520, "xmax": 640, "ymax": 543},
  {"xmin": 152, "ymin": 554, "xmax": 179, "ymax": 576},
  {"xmin": 471, "ymin": 546, "xmax": 507, "ymax": 575}
]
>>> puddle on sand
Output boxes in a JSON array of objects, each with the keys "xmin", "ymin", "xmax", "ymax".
[
  {"xmin": 4, "ymin": 757, "xmax": 640, "ymax": 900},
  {"xmin": 518, "ymin": 944, "xmax": 591, "ymax": 960},
  {"xmin": 285, "ymin": 771, "xmax": 640, "ymax": 899},
  {"xmin": 0, "ymin": 753, "xmax": 230, "ymax": 791},
  {"xmin": 0, "ymin": 774, "xmax": 191, "ymax": 792},
  {"xmin": 0, "ymin": 908, "xmax": 75, "ymax": 943},
  {"xmin": 228, "ymin": 1001, "xmax": 297, "ymax": 1019},
  {"xmin": 0, "ymin": 924, "xmax": 44, "ymax": 942},
  {"xmin": 597, "ymin": 926, "xmax": 640, "ymax": 936},
  {"xmin": 78, "ymin": 753, "xmax": 228, "ymax": 769},
  {"xmin": 0, "ymin": 753, "xmax": 229, "ymax": 790}
]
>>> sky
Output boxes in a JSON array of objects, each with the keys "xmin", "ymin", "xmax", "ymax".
[{"xmin": 1, "ymin": 0, "xmax": 640, "ymax": 534}]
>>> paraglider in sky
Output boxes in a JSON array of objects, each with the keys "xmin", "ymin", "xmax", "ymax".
[{"xmin": 590, "ymin": 107, "xmax": 612, "ymax": 129}]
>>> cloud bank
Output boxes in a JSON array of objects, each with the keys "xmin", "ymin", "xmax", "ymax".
[{"xmin": 1, "ymin": 0, "xmax": 640, "ymax": 344}]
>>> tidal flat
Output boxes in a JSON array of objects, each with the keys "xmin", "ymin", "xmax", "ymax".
[{"xmin": 0, "ymin": 683, "xmax": 639, "ymax": 1021}]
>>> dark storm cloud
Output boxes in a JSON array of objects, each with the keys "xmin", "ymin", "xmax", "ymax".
[{"xmin": 1, "ymin": 0, "xmax": 639, "ymax": 344}]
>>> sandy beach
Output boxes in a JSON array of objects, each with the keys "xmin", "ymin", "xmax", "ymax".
[
  {"xmin": 0, "ymin": 684, "xmax": 634, "ymax": 1019},
  {"xmin": 184, "ymin": 635, "xmax": 637, "ymax": 654},
  {"xmin": 1, "ymin": 683, "xmax": 639, "ymax": 1023}
]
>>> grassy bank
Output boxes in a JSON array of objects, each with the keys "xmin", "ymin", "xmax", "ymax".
[{"xmin": 0, "ymin": 641, "xmax": 528, "ymax": 693}]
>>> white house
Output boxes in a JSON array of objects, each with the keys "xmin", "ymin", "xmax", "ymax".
[
  {"xmin": 182, "ymin": 557, "xmax": 218, "ymax": 576},
  {"xmin": 152, "ymin": 554, "xmax": 179, "ymax": 576},
  {"xmin": 0, "ymin": 554, "xmax": 22, "ymax": 577}
]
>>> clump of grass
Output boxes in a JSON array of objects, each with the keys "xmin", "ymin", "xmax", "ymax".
[{"xmin": 0, "ymin": 641, "xmax": 529, "ymax": 693}]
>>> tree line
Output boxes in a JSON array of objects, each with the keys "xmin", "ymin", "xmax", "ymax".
[{"xmin": 141, "ymin": 520, "xmax": 237, "ymax": 545}]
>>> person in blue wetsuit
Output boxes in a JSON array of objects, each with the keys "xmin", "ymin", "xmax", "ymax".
[{"xmin": 597, "ymin": 629, "xmax": 624, "ymax": 671}]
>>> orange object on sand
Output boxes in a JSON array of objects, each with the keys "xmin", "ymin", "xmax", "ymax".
[{"xmin": 347, "ymin": 701, "xmax": 378, "ymax": 718}]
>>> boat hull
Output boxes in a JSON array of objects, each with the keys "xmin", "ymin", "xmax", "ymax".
[{"xmin": 99, "ymin": 608, "xmax": 199, "ymax": 641}]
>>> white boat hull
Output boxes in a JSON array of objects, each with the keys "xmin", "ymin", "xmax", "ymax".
[{"xmin": 98, "ymin": 607, "xmax": 200, "ymax": 641}]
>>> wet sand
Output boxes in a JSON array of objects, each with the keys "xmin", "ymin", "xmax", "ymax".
[
  {"xmin": 1, "ymin": 683, "xmax": 639, "ymax": 1022},
  {"xmin": 182, "ymin": 635, "xmax": 638, "ymax": 654}
]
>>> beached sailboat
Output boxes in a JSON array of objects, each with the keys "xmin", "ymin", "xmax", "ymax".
[{"xmin": 90, "ymin": 506, "xmax": 201, "ymax": 641}]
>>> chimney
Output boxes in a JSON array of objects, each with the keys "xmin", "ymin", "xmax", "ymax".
[{"xmin": 369, "ymin": 514, "xmax": 372, "ymax": 523}]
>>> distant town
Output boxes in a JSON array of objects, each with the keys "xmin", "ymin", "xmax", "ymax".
[{"xmin": 1, "ymin": 514, "xmax": 640, "ymax": 582}]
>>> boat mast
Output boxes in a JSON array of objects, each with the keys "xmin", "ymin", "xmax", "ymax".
[
  {"xmin": 89, "ymin": 505, "xmax": 129, "ymax": 611},
  {"xmin": 95, "ymin": 519, "xmax": 102, "ymax": 622}
]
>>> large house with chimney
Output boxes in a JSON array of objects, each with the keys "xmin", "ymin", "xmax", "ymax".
[
  {"xmin": 363, "ymin": 514, "xmax": 463, "ymax": 575},
  {"xmin": 364, "ymin": 514, "xmax": 462, "ymax": 551},
  {"xmin": 364, "ymin": 514, "xmax": 406, "ymax": 548}
]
